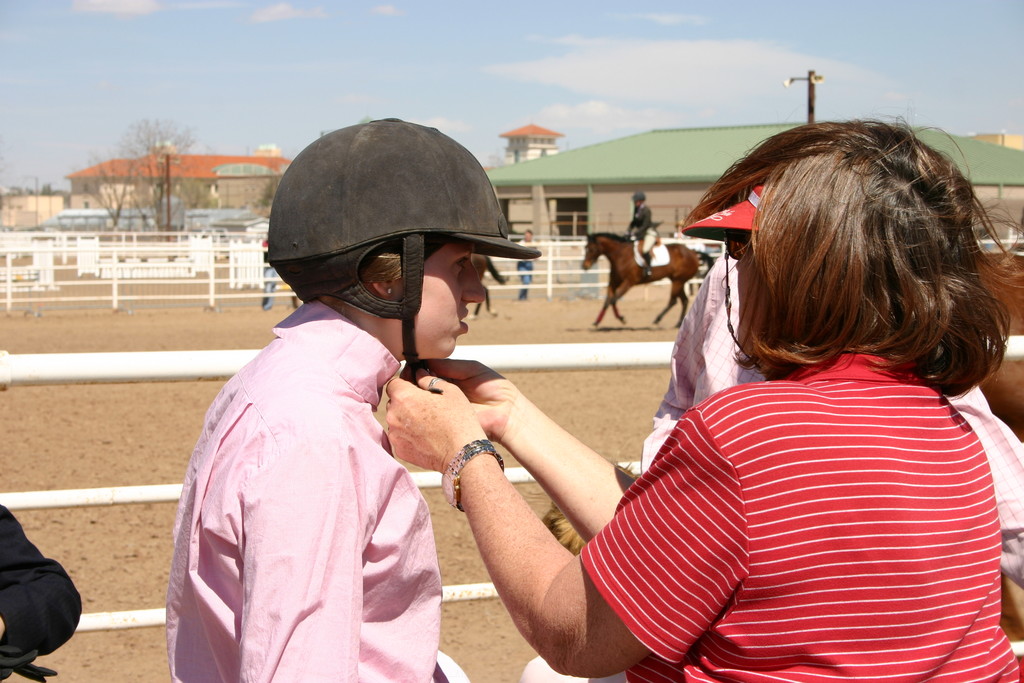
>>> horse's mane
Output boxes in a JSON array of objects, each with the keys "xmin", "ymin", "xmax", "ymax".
[{"xmin": 588, "ymin": 232, "xmax": 630, "ymax": 243}]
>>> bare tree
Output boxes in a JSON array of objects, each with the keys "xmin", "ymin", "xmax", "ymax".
[
  {"xmin": 85, "ymin": 153, "xmax": 136, "ymax": 228},
  {"xmin": 83, "ymin": 120, "xmax": 196, "ymax": 230},
  {"xmin": 118, "ymin": 119, "xmax": 196, "ymax": 230}
]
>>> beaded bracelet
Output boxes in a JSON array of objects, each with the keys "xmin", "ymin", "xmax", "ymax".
[{"xmin": 441, "ymin": 439, "xmax": 504, "ymax": 511}]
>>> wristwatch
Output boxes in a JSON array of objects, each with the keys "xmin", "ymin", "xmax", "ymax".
[{"xmin": 441, "ymin": 439, "xmax": 504, "ymax": 511}]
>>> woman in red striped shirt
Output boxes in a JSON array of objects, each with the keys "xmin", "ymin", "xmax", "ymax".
[{"xmin": 387, "ymin": 120, "xmax": 1021, "ymax": 681}]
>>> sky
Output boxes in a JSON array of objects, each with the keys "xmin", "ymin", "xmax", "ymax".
[{"xmin": 1, "ymin": 0, "xmax": 1022, "ymax": 191}]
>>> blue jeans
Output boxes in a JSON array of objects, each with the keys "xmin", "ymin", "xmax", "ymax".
[
  {"xmin": 517, "ymin": 262, "xmax": 533, "ymax": 300},
  {"xmin": 262, "ymin": 266, "xmax": 278, "ymax": 310}
]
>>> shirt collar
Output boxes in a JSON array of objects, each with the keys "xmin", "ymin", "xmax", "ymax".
[
  {"xmin": 785, "ymin": 353, "xmax": 925, "ymax": 387},
  {"xmin": 273, "ymin": 301, "xmax": 400, "ymax": 407}
]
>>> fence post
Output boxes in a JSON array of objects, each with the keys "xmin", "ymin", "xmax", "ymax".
[
  {"xmin": 208, "ymin": 250, "xmax": 217, "ymax": 309},
  {"xmin": 111, "ymin": 246, "xmax": 120, "ymax": 311},
  {"xmin": 545, "ymin": 240, "xmax": 555, "ymax": 301},
  {"xmin": 4, "ymin": 252, "xmax": 11, "ymax": 313}
]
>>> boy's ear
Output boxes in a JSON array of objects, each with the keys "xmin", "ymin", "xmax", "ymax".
[{"xmin": 368, "ymin": 281, "xmax": 401, "ymax": 301}]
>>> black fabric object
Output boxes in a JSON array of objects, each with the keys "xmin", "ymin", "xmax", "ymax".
[
  {"xmin": 0, "ymin": 647, "xmax": 57, "ymax": 681},
  {"xmin": 0, "ymin": 506, "xmax": 81, "ymax": 657},
  {"xmin": 268, "ymin": 118, "xmax": 539, "ymax": 319}
]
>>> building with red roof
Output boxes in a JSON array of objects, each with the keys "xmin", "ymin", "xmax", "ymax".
[
  {"xmin": 499, "ymin": 124, "xmax": 563, "ymax": 165},
  {"xmin": 66, "ymin": 144, "xmax": 291, "ymax": 220}
]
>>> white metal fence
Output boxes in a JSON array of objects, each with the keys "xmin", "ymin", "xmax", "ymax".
[
  {"xmin": 1, "ymin": 231, "xmax": 714, "ymax": 312},
  {"xmin": 0, "ymin": 342, "xmax": 668, "ymax": 634},
  {"xmin": 2, "ymin": 341, "xmax": 1024, "ymax": 658}
]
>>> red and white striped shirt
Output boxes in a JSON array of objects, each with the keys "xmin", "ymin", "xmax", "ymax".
[{"xmin": 584, "ymin": 354, "xmax": 1017, "ymax": 681}]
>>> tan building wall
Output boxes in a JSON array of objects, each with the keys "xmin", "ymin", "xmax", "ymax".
[
  {"xmin": 497, "ymin": 183, "xmax": 714, "ymax": 237},
  {"xmin": 70, "ymin": 175, "xmax": 277, "ymax": 213},
  {"xmin": 1, "ymin": 194, "xmax": 66, "ymax": 228},
  {"xmin": 973, "ymin": 134, "xmax": 1024, "ymax": 151}
]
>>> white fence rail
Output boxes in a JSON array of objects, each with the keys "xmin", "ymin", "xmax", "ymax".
[
  {"xmin": 1, "ymin": 231, "xmax": 714, "ymax": 312},
  {"xmin": 2, "ymin": 341, "xmax": 1022, "ymax": 658},
  {"xmin": 0, "ymin": 342, "xmax": 676, "ymax": 389},
  {"xmin": 0, "ymin": 342, "xmax": 672, "ymax": 636}
]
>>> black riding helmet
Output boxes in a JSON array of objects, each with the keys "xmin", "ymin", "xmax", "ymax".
[{"xmin": 269, "ymin": 118, "xmax": 540, "ymax": 364}]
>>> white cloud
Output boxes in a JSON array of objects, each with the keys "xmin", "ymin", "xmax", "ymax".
[
  {"xmin": 249, "ymin": 3, "xmax": 327, "ymax": 23},
  {"xmin": 72, "ymin": 0, "xmax": 162, "ymax": 16},
  {"xmin": 371, "ymin": 5, "xmax": 404, "ymax": 16},
  {"xmin": 536, "ymin": 100, "xmax": 679, "ymax": 135},
  {"xmin": 485, "ymin": 38, "xmax": 889, "ymax": 111}
]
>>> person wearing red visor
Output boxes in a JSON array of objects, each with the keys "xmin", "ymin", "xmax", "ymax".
[{"xmin": 386, "ymin": 120, "xmax": 1020, "ymax": 681}]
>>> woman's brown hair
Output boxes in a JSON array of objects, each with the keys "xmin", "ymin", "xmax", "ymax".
[{"xmin": 689, "ymin": 119, "xmax": 1019, "ymax": 395}]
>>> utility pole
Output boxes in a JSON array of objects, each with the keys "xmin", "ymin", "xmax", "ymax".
[
  {"xmin": 164, "ymin": 152, "xmax": 172, "ymax": 231},
  {"xmin": 783, "ymin": 69, "xmax": 826, "ymax": 123}
]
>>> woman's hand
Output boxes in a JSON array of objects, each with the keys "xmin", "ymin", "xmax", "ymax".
[
  {"xmin": 418, "ymin": 359, "xmax": 523, "ymax": 445},
  {"xmin": 385, "ymin": 369, "xmax": 488, "ymax": 473}
]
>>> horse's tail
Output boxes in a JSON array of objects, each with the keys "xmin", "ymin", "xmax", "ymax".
[{"xmin": 486, "ymin": 257, "xmax": 507, "ymax": 284}]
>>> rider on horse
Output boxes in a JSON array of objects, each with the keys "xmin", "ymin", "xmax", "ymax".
[{"xmin": 627, "ymin": 191, "xmax": 658, "ymax": 278}]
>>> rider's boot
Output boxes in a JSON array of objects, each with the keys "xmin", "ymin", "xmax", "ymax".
[{"xmin": 642, "ymin": 252, "xmax": 652, "ymax": 279}]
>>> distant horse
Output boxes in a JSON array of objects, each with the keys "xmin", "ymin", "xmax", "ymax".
[
  {"xmin": 582, "ymin": 233, "xmax": 714, "ymax": 327},
  {"xmin": 470, "ymin": 253, "xmax": 506, "ymax": 318}
]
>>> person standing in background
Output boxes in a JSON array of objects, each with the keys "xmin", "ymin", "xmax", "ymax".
[
  {"xmin": 260, "ymin": 239, "xmax": 277, "ymax": 311},
  {"xmin": 517, "ymin": 229, "xmax": 536, "ymax": 300}
]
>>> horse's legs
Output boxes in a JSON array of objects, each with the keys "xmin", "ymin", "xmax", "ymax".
[
  {"xmin": 593, "ymin": 285, "xmax": 616, "ymax": 326},
  {"xmin": 653, "ymin": 299, "xmax": 675, "ymax": 325},
  {"xmin": 674, "ymin": 292, "xmax": 690, "ymax": 327},
  {"xmin": 608, "ymin": 281, "xmax": 632, "ymax": 325},
  {"xmin": 611, "ymin": 300, "xmax": 626, "ymax": 324},
  {"xmin": 597, "ymin": 297, "xmax": 627, "ymax": 325},
  {"xmin": 653, "ymin": 279, "xmax": 687, "ymax": 326},
  {"xmin": 594, "ymin": 285, "xmax": 630, "ymax": 326},
  {"xmin": 486, "ymin": 288, "xmax": 500, "ymax": 317}
]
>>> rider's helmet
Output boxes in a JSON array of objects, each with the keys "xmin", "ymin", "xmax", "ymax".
[
  {"xmin": 632, "ymin": 191, "xmax": 646, "ymax": 202},
  {"xmin": 269, "ymin": 118, "xmax": 539, "ymax": 362}
]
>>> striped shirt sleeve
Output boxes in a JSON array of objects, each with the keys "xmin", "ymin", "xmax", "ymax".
[{"xmin": 582, "ymin": 413, "xmax": 748, "ymax": 664}]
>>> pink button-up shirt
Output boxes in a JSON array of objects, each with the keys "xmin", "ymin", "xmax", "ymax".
[
  {"xmin": 167, "ymin": 302, "xmax": 443, "ymax": 682},
  {"xmin": 643, "ymin": 256, "xmax": 1024, "ymax": 585}
]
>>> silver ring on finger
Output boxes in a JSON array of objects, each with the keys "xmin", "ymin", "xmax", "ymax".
[{"xmin": 427, "ymin": 377, "xmax": 444, "ymax": 394}]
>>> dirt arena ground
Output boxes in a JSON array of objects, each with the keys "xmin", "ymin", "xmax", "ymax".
[{"xmin": 2, "ymin": 289, "xmax": 684, "ymax": 682}]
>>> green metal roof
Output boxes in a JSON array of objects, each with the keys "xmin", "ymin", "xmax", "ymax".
[{"xmin": 487, "ymin": 123, "xmax": 1024, "ymax": 187}]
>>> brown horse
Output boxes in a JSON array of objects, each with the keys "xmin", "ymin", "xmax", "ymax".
[
  {"xmin": 469, "ymin": 253, "xmax": 506, "ymax": 318},
  {"xmin": 582, "ymin": 232, "xmax": 713, "ymax": 327}
]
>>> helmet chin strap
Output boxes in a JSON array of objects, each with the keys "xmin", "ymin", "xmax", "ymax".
[
  {"xmin": 400, "ymin": 234, "xmax": 425, "ymax": 374},
  {"xmin": 402, "ymin": 318, "xmax": 423, "ymax": 374}
]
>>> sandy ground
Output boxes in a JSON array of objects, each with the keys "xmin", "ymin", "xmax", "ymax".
[{"xmin": 2, "ymin": 288, "xmax": 684, "ymax": 683}]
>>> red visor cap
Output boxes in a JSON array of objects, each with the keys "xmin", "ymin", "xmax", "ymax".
[{"xmin": 682, "ymin": 185, "xmax": 763, "ymax": 241}]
